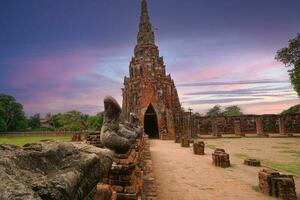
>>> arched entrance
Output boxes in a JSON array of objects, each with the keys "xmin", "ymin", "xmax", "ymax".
[{"xmin": 144, "ymin": 104, "xmax": 159, "ymax": 138}]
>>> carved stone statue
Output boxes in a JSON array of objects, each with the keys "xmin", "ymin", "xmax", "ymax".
[{"xmin": 100, "ymin": 96, "xmax": 142, "ymax": 154}]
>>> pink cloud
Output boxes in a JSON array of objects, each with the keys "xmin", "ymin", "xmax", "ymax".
[{"xmin": 242, "ymin": 99, "xmax": 299, "ymax": 114}]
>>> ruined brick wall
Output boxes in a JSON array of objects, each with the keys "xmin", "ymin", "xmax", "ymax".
[{"xmin": 189, "ymin": 114, "xmax": 300, "ymax": 136}]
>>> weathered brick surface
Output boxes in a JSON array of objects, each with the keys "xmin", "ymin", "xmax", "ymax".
[
  {"xmin": 244, "ymin": 159, "xmax": 261, "ymax": 167},
  {"xmin": 212, "ymin": 149, "xmax": 230, "ymax": 168},
  {"xmin": 71, "ymin": 132, "xmax": 82, "ymax": 142},
  {"xmin": 258, "ymin": 169, "xmax": 297, "ymax": 200},
  {"xmin": 233, "ymin": 120, "xmax": 245, "ymax": 137},
  {"xmin": 193, "ymin": 141, "xmax": 205, "ymax": 155},
  {"xmin": 122, "ymin": 0, "xmax": 182, "ymax": 140},
  {"xmin": 189, "ymin": 114, "xmax": 300, "ymax": 136},
  {"xmin": 181, "ymin": 137, "xmax": 190, "ymax": 148}
]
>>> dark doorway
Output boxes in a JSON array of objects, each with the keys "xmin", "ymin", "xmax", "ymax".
[{"xmin": 144, "ymin": 104, "xmax": 159, "ymax": 138}]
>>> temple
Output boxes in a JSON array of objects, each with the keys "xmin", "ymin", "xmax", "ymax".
[
  {"xmin": 122, "ymin": 0, "xmax": 182, "ymax": 139},
  {"xmin": 122, "ymin": 0, "xmax": 300, "ymax": 141}
]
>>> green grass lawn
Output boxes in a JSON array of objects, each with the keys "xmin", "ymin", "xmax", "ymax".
[
  {"xmin": 262, "ymin": 161, "xmax": 300, "ymax": 177},
  {"xmin": 233, "ymin": 153, "xmax": 300, "ymax": 176},
  {"xmin": 0, "ymin": 135, "xmax": 72, "ymax": 146}
]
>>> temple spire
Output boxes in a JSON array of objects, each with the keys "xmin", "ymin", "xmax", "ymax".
[{"xmin": 137, "ymin": 0, "xmax": 155, "ymax": 46}]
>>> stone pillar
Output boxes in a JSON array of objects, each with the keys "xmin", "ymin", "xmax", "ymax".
[
  {"xmin": 212, "ymin": 120, "xmax": 222, "ymax": 137},
  {"xmin": 256, "ymin": 117, "xmax": 268, "ymax": 137},
  {"xmin": 278, "ymin": 117, "xmax": 286, "ymax": 135},
  {"xmin": 234, "ymin": 120, "xmax": 245, "ymax": 137}
]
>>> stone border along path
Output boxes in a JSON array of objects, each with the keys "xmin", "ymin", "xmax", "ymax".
[{"xmin": 150, "ymin": 140, "xmax": 275, "ymax": 200}]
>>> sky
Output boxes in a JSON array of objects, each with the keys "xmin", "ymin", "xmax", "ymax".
[{"xmin": 0, "ymin": 0, "xmax": 299, "ymax": 116}]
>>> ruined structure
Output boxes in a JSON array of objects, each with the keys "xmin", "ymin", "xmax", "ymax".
[
  {"xmin": 121, "ymin": 0, "xmax": 300, "ymax": 141},
  {"xmin": 0, "ymin": 142, "xmax": 113, "ymax": 200},
  {"xmin": 122, "ymin": 0, "xmax": 182, "ymax": 140},
  {"xmin": 258, "ymin": 169, "xmax": 297, "ymax": 199},
  {"xmin": 212, "ymin": 148, "xmax": 231, "ymax": 168},
  {"xmin": 96, "ymin": 96, "xmax": 157, "ymax": 200},
  {"xmin": 191, "ymin": 114, "xmax": 300, "ymax": 137}
]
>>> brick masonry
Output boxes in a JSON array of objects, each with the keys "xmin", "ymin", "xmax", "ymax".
[
  {"xmin": 258, "ymin": 169, "xmax": 297, "ymax": 200},
  {"xmin": 212, "ymin": 148, "xmax": 231, "ymax": 168}
]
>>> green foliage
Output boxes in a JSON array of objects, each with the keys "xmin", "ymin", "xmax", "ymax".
[
  {"xmin": 193, "ymin": 112, "xmax": 202, "ymax": 117},
  {"xmin": 252, "ymin": 185, "xmax": 261, "ymax": 193},
  {"xmin": 47, "ymin": 111, "xmax": 103, "ymax": 131},
  {"xmin": 87, "ymin": 112, "xmax": 104, "ymax": 131},
  {"xmin": 206, "ymin": 105, "xmax": 222, "ymax": 116},
  {"xmin": 276, "ymin": 33, "xmax": 300, "ymax": 96},
  {"xmin": 281, "ymin": 104, "xmax": 300, "ymax": 114},
  {"xmin": 28, "ymin": 114, "xmax": 41, "ymax": 130},
  {"xmin": 0, "ymin": 94, "xmax": 27, "ymax": 132},
  {"xmin": 0, "ymin": 94, "xmax": 104, "ymax": 132},
  {"xmin": 222, "ymin": 105, "xmax": 243, "ymax": 117},
  {"xmin": 206, "ymin": 105, "xmax": 243, "ymax": 117},
  {"xmin": 0, "ymin": 118, "xmax": 6, "ymax": 132}
]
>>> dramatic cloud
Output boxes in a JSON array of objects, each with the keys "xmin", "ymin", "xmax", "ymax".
[
  {"xmin": 179, "ymin": 79, "xmax": 290, "ymax": 88},
  {"xmin": 0, "ymin": 0, "xmax": 299, "ymax": 116},
  {"xmin": 183, "ymin": 98, "xmax": 264, "ymax": 105}
]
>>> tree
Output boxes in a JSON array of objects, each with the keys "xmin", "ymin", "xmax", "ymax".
[
  {"xmin": 281, "ymin": 104, "xmax": 300, "ymax": 114},
  {"xmin": 28, "ymin": 114, "xmax": 41, "ymax": 130},
  {"xmin": 193, "ymin": 112, "xmax": 202, "ymax": 117},
  {"xmin": 0, "ymin": 117, "xmax": 6, "ymax": 132},
  {"xmin": 223, "ymin": 105, "xmax": 243, "ymax": 117},
  {"xmin": 276, "ymin": 33, "xmax": 300, "ymax": 96},
  {"xmin": 47, "ymin": 111, "xmax": 100, "ymax": 131},
  {"xmin": 87, "ymin": 112, "xmax": 104, "ymax": 131},
  {"xmin": 0, "ymin": 94, "xmax": 27, "ymax": 132},
  {"xmin": 206, "ymin": 105, "xmax": 222, "ymax": 116}
]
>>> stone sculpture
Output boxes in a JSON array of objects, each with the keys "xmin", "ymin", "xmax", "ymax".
[
  {"xmin": 100, "ymin": 96, "xmax": 142, "ymax": 154},
  {"xmin": 0, "ymin": 141, "xmax": 112, "ymax": 200}
]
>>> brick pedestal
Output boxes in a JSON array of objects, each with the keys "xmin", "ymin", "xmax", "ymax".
[
  {"xmin": 258, "ymin": 169, "xmax": 297, "ymax": 199},
  {"xmin": 244, "ymin": 159, "xmax": 261, "ymax": 167},
  {"xmin": 212, "ymin": 149, "xmax": 230, "ymax": 168},
  {"xmin": 181, "ymin": 137, "xmax": 190, "ymax": 147},
  {"xmin": 105, "ymin": 144, "xmax": 144, "ymax": 200},
  {"xmin": 193, "ymin": 141, "xmax": 205, "ymax": 155}
]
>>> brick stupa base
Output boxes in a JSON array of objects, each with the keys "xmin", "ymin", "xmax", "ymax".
[{"xmin": 212, "ymin": 148, "xmax": 230, "ymax": 168}]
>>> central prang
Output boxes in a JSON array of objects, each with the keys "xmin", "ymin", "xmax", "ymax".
[{"xmin": 122, "ymin": 0, "xmax": 183, "ymax": 140}]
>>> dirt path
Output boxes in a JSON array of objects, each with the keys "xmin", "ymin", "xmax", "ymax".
[{"xmin": 150, "ymin": 140, "xmax": 275, "ymax": 200}]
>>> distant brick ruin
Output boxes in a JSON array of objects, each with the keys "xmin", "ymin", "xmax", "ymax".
[
  {"xmin": 191, "ymin": 114, "xmax": 300, "ymax": 138},
  {"xmin": 121, "ymin": 0, "xmax": 300, "ymax": 141}
]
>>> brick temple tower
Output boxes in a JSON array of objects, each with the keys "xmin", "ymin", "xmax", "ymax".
[{"xmin": 122, "ymin": 0, "xmax": 182, "ymax": 140}]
